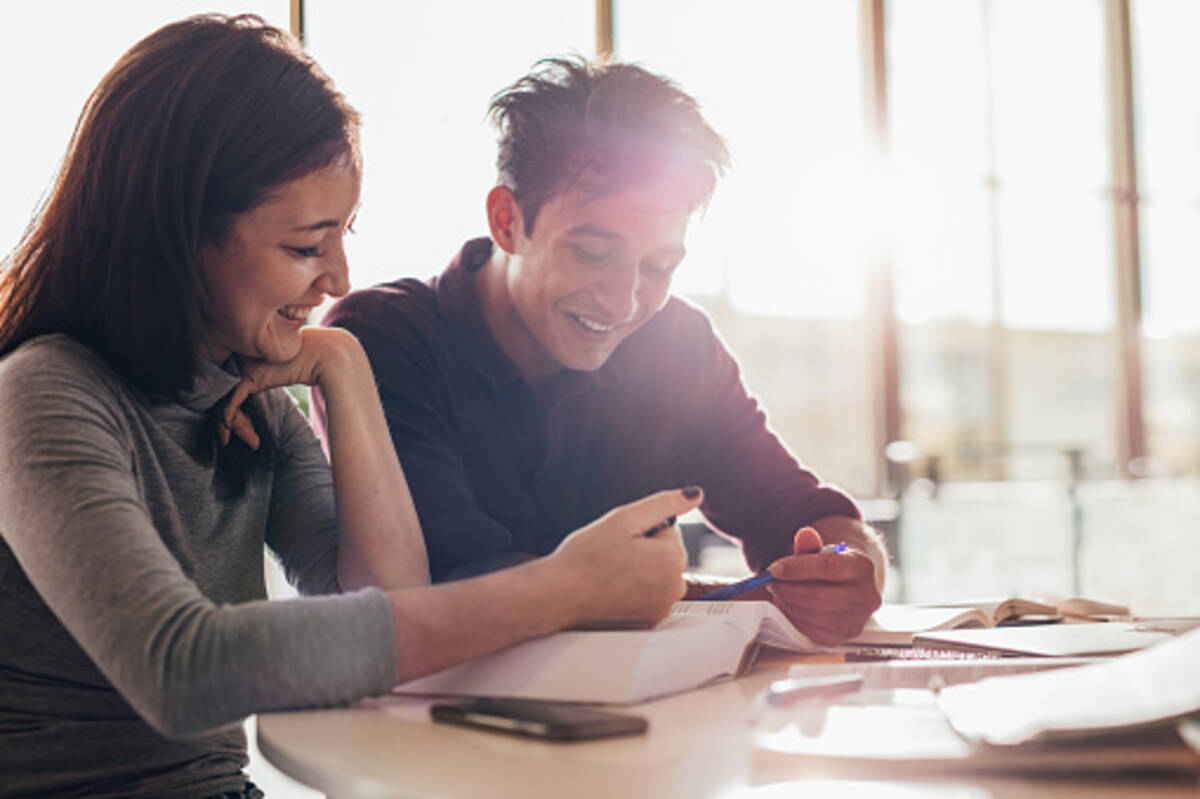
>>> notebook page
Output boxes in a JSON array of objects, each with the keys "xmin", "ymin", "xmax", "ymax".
[
  {"xmin": 394, "ymin": 609, "xmax": 753, "ymax": 704},
  {"xmin": 671, "ymin": 600, "xmax": 747, "ymax": 617},
  {"xmin": 754, "ymin": 603, "xmax": 820, "ymax": 651},
  {"xmin": 848, "ymin": 605, "xmax": 991, "ymax": 645},
  {"xmin": 914, "ymin": 621, "xmax": 1173, "ymax": 657},
  {"xmin": 1055, "ymin": 596, "xmax": 1132, "ymax": 620},
  {"xmin": 921, "ymin": 598, "xmax": 1059, "ymax": 624},
  {"xmin": 670, "ymin": 600, "xmax": 763, "ymax": 638},
  {"xmin": 671, "ymin": 601, "xmax": 820, "ymax": 651}
]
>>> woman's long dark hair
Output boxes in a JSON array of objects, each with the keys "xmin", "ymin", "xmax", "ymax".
[{"xmin": 0, "ymin": 14, "xmax": 360, "ymax": 489}]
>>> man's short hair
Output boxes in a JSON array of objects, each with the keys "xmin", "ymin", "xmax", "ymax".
[{"xmin": 489, "ymin": 56, "xmax": 730, "ymax": 235}]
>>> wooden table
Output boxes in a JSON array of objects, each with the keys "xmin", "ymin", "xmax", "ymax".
[{"xmin": 258, "ymin": 660, "xmax": 1198, "ymax": 798}]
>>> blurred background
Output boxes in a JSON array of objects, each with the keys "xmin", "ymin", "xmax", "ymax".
[{"xmin": 3, "ymin": 1, "xmax": 1197, "ymax": 617}]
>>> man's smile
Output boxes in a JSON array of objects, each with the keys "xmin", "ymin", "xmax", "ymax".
[{"xmin": 565, "ymin": 311, "xmax": 620, "ymax": 335}]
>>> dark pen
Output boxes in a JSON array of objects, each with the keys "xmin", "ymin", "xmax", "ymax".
[{"xmin": 643, "ymin": 516, "xmax": 677, "ymax": 537}]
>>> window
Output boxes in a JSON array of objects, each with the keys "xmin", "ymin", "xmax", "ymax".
[
  {"xmin": 889, "ymin": 0, "xmax": 1117, "ymax": 481},
  {"xmin": 615, "ymin": 0, "xmax": 878, "ymax": 495},
  {"xmin": 0, "ymin": 2, "xmax": 290, "ymax": 259},
  {"xmin": 1131, "ymin": 0, "xmax": 1200, "ymax": 477},
  {"xmin": 304, "ymin": 0, "xmax": 593, "ymax": 289},
  {"xmin": 3, "ymin": 2, "xmax": 1198, "ymax": 613}
]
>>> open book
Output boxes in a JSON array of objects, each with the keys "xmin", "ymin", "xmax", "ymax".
[
  {"xmin": 848, "ymin": 596, "xmax": 1132, "ymax": 647},
  {"xmin": 925, "ymin": 596, "xmax": 1132, "ymax": 623},
  {"xmin": 393, "ymin": 601, "xmax": 820, "ymax": 704}
]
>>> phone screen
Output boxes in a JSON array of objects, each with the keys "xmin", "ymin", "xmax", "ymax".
[{"xmin": 430, "ymin": 698, "xmax": 648, "ymax": 741}]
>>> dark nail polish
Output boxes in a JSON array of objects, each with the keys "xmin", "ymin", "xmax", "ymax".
[{"xmin": 682, "ymin": 485, "xmax": 702, "ymax": 499}]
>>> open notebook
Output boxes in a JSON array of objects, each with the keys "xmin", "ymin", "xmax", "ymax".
[{"xmin": 393, "ymin": 601, "xmax": 821, "ymax": 704}]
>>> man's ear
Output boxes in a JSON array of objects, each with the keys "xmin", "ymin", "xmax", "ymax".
[{"xmin": 486, "ymin": 185, "xmax": 524, "ymax": 255}]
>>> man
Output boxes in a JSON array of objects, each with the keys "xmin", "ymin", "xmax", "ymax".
[{"xmin": 318, "ymin": 58, "xmax": 884, "ymax": 645}]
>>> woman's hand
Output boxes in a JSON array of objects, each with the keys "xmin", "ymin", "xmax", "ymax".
[
  {"xmin": 220, "ymin": 327, "xmax": 363, "ymax": 449},
  {"xmin": 548, "ymin": 487, "xmax": 702, "ymax": 628},
  {"xmin": 385, "ymin": 486, "xmax": 702, "ymax": 682},
  {"xmin": 219, "ymin": 324, "xmax": 428, "ymax": 590}
]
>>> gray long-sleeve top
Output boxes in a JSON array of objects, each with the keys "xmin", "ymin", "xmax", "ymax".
[{"xmin": 0, "ymin": 335, "xmax": 398, "ymax": 797}]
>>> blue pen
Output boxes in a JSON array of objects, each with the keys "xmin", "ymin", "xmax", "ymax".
[{"xmin": 696, "ymin": 542, "xmax": 847, "ymax": 601}]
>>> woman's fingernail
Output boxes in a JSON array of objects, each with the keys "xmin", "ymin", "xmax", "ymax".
[{"xmin": 682, "ymin": 485, "xmax": 702, "ymax": 499}]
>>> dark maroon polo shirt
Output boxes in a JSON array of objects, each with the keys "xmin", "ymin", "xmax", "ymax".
[{"xmin": 318, "ymin": 238, "xmax": 860, "ymax": 582}]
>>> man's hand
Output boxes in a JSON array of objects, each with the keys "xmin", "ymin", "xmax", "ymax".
[{"xmin": 765, "ymin": 526, "xmax": 882, "ymax": 646}]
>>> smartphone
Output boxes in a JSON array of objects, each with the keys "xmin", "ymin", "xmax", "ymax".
[{"xmin": 430, "ymin": 698, "xmax": 648, "ymax": 741}]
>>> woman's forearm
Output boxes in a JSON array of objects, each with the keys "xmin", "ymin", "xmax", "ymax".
[
  {"xmin": 385, "ymin": 487, "xmax": 699, "ymax": 683},
  {"xmin": 387, "ymin": 553, "xmax": 579, "ymax": 682},
  {"xmin": 315, "ymin": 331, "xmax": 429, "ymax": 591}
]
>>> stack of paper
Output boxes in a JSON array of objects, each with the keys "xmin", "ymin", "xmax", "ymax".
[
  {"xmin": 937, "ymin": 625, "xmax": 1200, "ymax": 746},
  {"xmin": 756, "ymin": 629, "xmax": 1200, "ymax": 773}
]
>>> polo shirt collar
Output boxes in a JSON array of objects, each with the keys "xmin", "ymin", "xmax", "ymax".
[
  {"xmin": 434, "ymin": 237, "xmax": 625, "ymax": 391},
  {"xmin": 435, "ymin": 238, "xmax": 522, "ymax": 388}
]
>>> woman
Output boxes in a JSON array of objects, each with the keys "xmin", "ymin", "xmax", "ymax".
[{"xmin": 0, "ymin": 15, "xmax": 696, "ymax": 797}]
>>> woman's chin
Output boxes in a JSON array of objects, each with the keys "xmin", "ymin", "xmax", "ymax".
[{"xmin": 247, "ymin": 337, "xmax": 301, "ymax": 365}]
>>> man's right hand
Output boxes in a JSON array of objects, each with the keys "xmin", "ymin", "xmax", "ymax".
[{"xmin": 549, "ymin": 487, "xmax": 703, "ymax": 628}]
